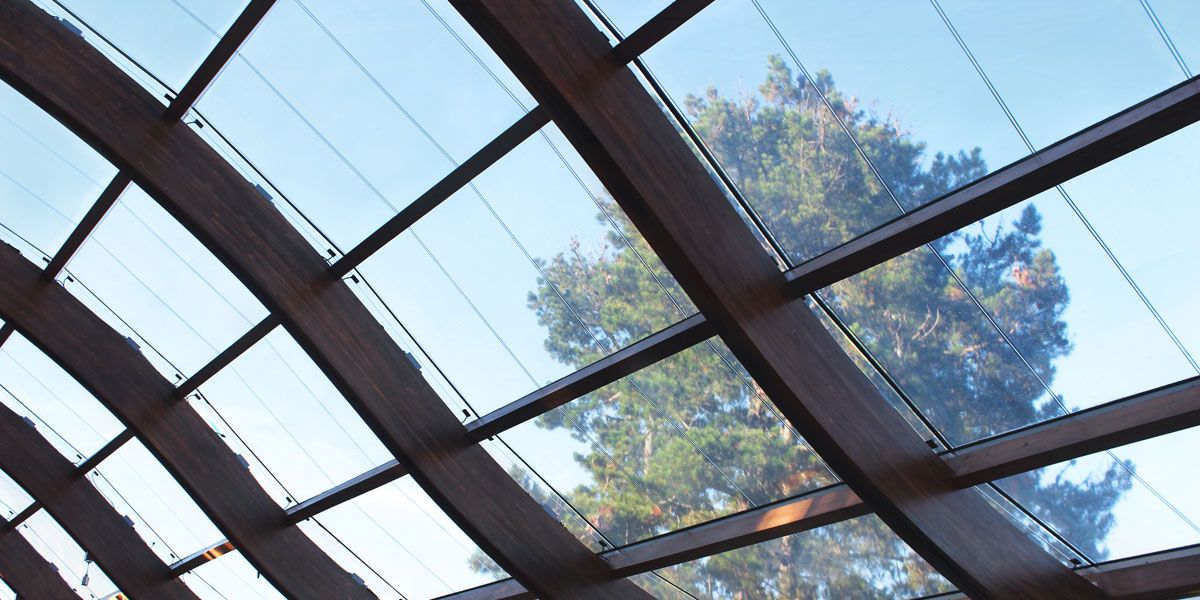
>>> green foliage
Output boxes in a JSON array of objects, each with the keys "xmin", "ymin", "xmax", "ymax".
[{"xmin": 494, "ymin": 57, "xmax": 1131, "ymax": 597}]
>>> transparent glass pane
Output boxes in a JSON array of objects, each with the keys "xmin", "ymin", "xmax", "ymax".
[
  {"xmin": 65, "ymin": 184, "xmax": 267, "ymax": 379},
  {"xmin": 488, "ymin": 336, "xmax": 837, "ymax": 548},
  {"xmin": 638, "ymin": 0, "xmax": 1191, "ymax": 264},
  {"xmin": 48, "ymin": 0, "xmax": 248, "ymax": 90},
  {"xmin": 361, "ymin": 125, "xmax": 693, "ymax": 417},
  {"xmin": 192, "ymin": 328, "xmax": 389, "ymax": 506},
  {"xmin": 0, "ymin": 81, "xmax": 116, "ymax": 260},
  {"xmin": 1147, "ymin": 0, "xmax": 1200, "ymax": 71},
  {"xmin": 641, "ymin": 515, "xmax": 952, "ymax": 599},
  {"xmin": 186, "ymin": 549, "xmax": 285, "ymax": 600},
  {"xmin": 86, "ymin": 438, "xmax": 222, "ymax": 565},
  {"xmin": 997, "ymin": 425, "xmax": 1200, "ymax": 564},
  {"xmin": 18, "ymin": 510, "xmax": 118, "ymax": 599},
  {"xmin": 0, "ymin": 468, "xmax": 32, "ymax": 519},
  {"xmin": 194, "ymin": 0, "xmax": 533, "ymax": 250},
  {"xmin": 297, "ymin": 478, "xmax": 507, "ymax": 598},
  {"xmin": 0, "ymin": 333, "xmax": 122, "ymax": 462}
]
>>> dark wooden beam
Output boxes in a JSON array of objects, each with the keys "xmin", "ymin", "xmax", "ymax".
[
  {"xmin": 286, "ymin": 459, "xmax": 406, "ymax": 524},
  {"xmin": 610, "ymin": 0, "xmax": 716, "ymax": 64},
  {"xmin": 162, "ymin": 0, "xmax": 276, "ymax": 122},
  {"xmin": 0, "ymin": 399, "xmax": 198, "ymax": 597},
  {"xmin": 1085, "ymin": 544, "xmax": 1200, "ymax": 599},
  {"xmin": 74, "ymin": 428, "xmax": 136, "ymax": 475},
  {"xmin": 783, "ymin": 75, "xmax": 1200, "ymax": 297},
  {"xmin": 5, "ymin": 503, "xmax": 39, "ymax": 531},
  {"xmin": 168, "ymin": 539, "xmax": 236, "ymax": 578},
  {"xmin": 947, "ymin": 376, "xmax": 1200, "ymax": 487},
  {"xmin": 0, "ymin": 517, "xmax": 78, "ymax": 600},
  {"xmin": 0, "ymin": 184, "xmax": 370, "ymax": 596},
  {"xmin": 449, "ymin": 1, "xmax": 1103, "ymax": 597},
  {"xmin": 433, "ymin": 578, "xmax": 537, "ymax": 600},
  {"xmin": 466, "ymin": 313, "xmax": 713, "ymax": 441},
  {"xmin": 0, "ymin": 3, "xmax": 645, "ymax": 596},
  {"xmin": 172, "ymin": 314, "xmax": 279, "ymax": 400},
  {"xmin": 43, "ymin": 172, "xmax": 131, "ymax": 278},
  {"xmin": 332, "ymin": 106, "xmax": 549, "ymax": 277},
  {"xmin": 0, "ymin": 323, "xmax": 13, "ymax": 348}
]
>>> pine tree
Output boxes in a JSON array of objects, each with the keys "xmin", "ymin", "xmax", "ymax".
[{"xmin": 506, "ymin": 57, "xmax": 1131, "ymax": 597}]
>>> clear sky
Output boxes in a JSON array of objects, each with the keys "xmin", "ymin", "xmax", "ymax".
[{"xmin": 0, "ymin": 0, "xmax": 1197, "ymax": 598}]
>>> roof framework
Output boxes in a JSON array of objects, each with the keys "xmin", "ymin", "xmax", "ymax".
[{"xmin": 0, "ymin": 0, "xmax": 1195, "ymax": 598}]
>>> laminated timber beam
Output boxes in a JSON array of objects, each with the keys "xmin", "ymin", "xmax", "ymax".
[
  {"xmin": 0, "ymin": 1, "xmax": 644, "ymax": 597},
  {"xmin": 782, "ymin": 75, "xmax": 1200, "ymax": 298},
  {"xmin": 0, "ymin": 516, "xmax": 78, "ymax": 600},
  {"xmin": 449, "ymin": 0, "xmax": 1105, "ymax": 597},
  {"xmin": 0, "ymin": 401, "xmax": 198, "ymax": 598},
  {"xmin": 0, "ymin": 221, "xmax": 370, "ymax": 596}
]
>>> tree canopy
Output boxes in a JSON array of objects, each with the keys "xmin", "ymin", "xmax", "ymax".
[{"xmin": 505, "ymin": 56, "xmax": 1131, "ymax": 598}]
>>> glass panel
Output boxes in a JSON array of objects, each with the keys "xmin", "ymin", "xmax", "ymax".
[
  {"xmin": 0, "ymin": 333, "xmax": 122, "ymax": 461},
  {"xmin": 814, "ymin": 117, "xmax": 1200, "ymax": 447},
  {"xmin": 47, "ymin": 0, "xmax": 248, "ymax": 90},
  {"xmin": 86, "ymin": 438, "xmax": 222, "ymax": 565},
  {"xmin": 638, "ymin": 0, "xmax": 1191, "ymax": 264},
  {"xmin": 191, "ymin": 328, "xmax": 390, "ymax": 506},
  {"xmin": 297, "ymin": 478, "xmax": 507, "ymax": 598},
  {"xmin": 0, "ymin": 81, "xmax": 116, "ymax": 260},
  {"xmin": 17, "ymin": 510, "xmax": 118, "ymax": 599},
  {"xmin": 997, "ymin": 425, "xmax": 1200, "ymax": 563},
  {"xmin": 0, "ymin": 468, "xmax": 33, "ymax": 519},
  {"xmin": 194, "ymin": 0, "xmax": 533, "ymax": 250},
  {"xmin": 64, "ymin": 184, "xmax": 268, "ymax": 379},
  {"xmin": 361, "ymin": 125, "xmax": 693, "ymax": 416},
  {"xmin": 185, "ymin": 550, "xmax": 285, "ymax": 600},
  {"xmin": 487, "ymin": 336, "xmax": 837, "ymax": 547},
  {"xmin": 640, "ymin": 515, "xmax": 952, "ymax": 599},
  {"xmin": 1147, "ymin": 0, "xmax": 1200, "ymax": 71},
  {"xmin": 582, "ymin": 0, "xmax": 672, "ymax": 35}
]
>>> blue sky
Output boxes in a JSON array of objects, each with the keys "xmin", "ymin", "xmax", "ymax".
[{"xmin": 0, "ymin": 0, "xmax": 1198, "ymax": 597}]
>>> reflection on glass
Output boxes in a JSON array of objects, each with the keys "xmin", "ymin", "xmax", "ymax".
[
  {"xmin": 492, "ymin": 337, "xmax": 836, "ymax": 548},
  {"xmin": 86, "ymin": 438, "xmax": 222, "ymax": 565},
  {"xmin": 65, "ymin": 184, "xmax": 267, "ymax": 378},
  {"xmin": 193, "ymin": 329, "xmax": 389, "ymax": 506},
  {"xmin": 195, "ymin": 0, "xmax": 531, "ymax": 250},
  {"xmin": 187, "ymin": 549, "xmax": 285, "ymax": 600},
  {"xmin": 361, "ymin": 126, "xmax": 692, "ymax": 416},
  {"xmin": 297, "ymin": 478, "xmax": 507, "ymax": 598},
  {"xmin": 0, "ymin": 82, "xmax": 115, "ymax": 260},
  {"xmin": 50, "ymin": 0, "xmax": 248, "ymax": 90},
  {"xmin": 998, "ymin": 426, "xmax": 1200, "ymax": 563},
  {"xmin": 0, "ymin": 333, "xmax": 122, "ymax": 461},
  {"xmin": 642, "ymin": 515, "xmax": 951, "ymax": 599},
  {"xmin": 18, "ymin": 510, "xmax": 118, "ymax": 599}
]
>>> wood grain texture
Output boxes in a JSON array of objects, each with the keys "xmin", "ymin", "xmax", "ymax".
[
  {"xmin": 449, "ymin": 0, "xmax": 1105, "ymax": 597},
  {"xmin": 947, "ymin": 377, "xmax": 1200, "ymax": 487},
  {"xmin": 783, "ymin": 75, "xmax": 1200, "ymax": 298},
  {"xmin": 1085, "ymin": 545, "xmax": 1200, "ymax": 599},
  {"xmin": 0, "ymin": 401, "xmax": 197, "ymax": 598},
  {"xmin": 0, "ymin": 1, "xmax": 643, "ymax": 596},
  {"xmin": 0, "ymin": 233, "xmax": 372, "ymax": 598},
  {"xmin": 0, "ymin": 518, "xmax": 78, "ymax": 600}
]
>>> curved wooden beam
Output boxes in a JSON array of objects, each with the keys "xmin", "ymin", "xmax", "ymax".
[
  {"xmin": 0, "ymin": 401, "xmax": 198, "ymax": 598},
  {"xmin": 448, "ymin": 0, "xmax": 1104, "ymax": 597},
  {"xmin": 0, "ymin": 517, "xmax": 78, "ymax": 600},
  {"xmin": 0, "ymin": 1, "xmax": 645, "ymax": 596},
  {"xmin": 0, "ymin": 235, "xmax": 371, "ymax": 598}
]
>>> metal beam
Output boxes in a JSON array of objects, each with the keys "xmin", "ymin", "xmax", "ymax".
[
  {"xmin": 0, "ymin": 3, "xmax": 645, "ymax": 596},
  {"xmin": 0, "ymin": 517, "xmax": 78, "ymax": 600},
  {"xmin": 783, "ymin": 75, "xmax": 1200, "ymax": 298},
  {"xmin": 0, "ymin": 399, "xmax": 198, "ymax": 597},
  {"xmin": 43, "ymin": 172, "xmax": 131, "ymax": 279},
  {"xmin": 466, "ymin": 313, "xmax": 713, "ymax": 441},
  {"xmin": 947, "ymin": 376, "xmax": 1200, "ymax": 487},
  {"xmin": 162, "ymin": 0, "xmax": 276, "ymax": 122},
  {"xmin": 172, "ymin": 314, "xmax": 279, "ymax": 400},
  {"xmin": 449, "ymin": 0, "xmax": 1103, "ymax": 596}
]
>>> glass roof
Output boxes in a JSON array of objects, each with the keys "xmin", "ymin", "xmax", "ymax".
[{"xmin": 0, "ymin": 0, "xmax": 1197, "ymax": 597}]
